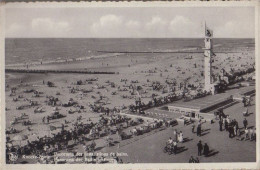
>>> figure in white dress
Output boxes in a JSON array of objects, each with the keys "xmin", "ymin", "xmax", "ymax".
[{"xmin": 178, "ymin": 131, "xmax": 183, "ymax": 143}]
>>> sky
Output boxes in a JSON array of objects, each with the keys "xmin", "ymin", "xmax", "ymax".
[{"xmin": 5, "ymin": 7, "xmax": 255, "ymax": 38}]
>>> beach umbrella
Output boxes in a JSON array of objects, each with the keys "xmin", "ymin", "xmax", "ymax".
[
  {"xmin": 13, "ymin": 134, "xmax": 28, "ymax": 141},
  {"xmin": 6, "ymin": 142, "xmax": 13, "ymax": 148},
  {"xmin": 28, "ymin": 134, "xmax": 39, "ymax": 142},
  {"xmin": 12, "ymin": 134, "xmax": 28, "ymax": 146}
]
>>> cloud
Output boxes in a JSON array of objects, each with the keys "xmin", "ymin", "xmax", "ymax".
[
  {"xmin": 31, "ymin": 18, "xmax": 70, "ymax": 37},
  {"xmin": 145, "ymin": 16, "xmax": 167, "ymax": 30},
  {"xmin": 125, "ymin": 20, "xmax": 141, "ymax": 36},
  {"xmin": 5, "ymin": 7, "xmax": 254, "ymax": 38},
  {"xmin": 90, "ymin": 15, "xmax": 203, "ymax": 38},
  {"xmin": 144, "ymin": 16, "xmax": 168, "ymax": 36},
  {"xmin": 126, "ymin": 20, "xmax": 140, "ymax": 29},
  {"xmin": 90, "ymin": 14, "xmax": 143, "ymax": 37},
  {"xmin": 91, "ymin": 14, "xmax": 123, "ymax": 36},
  {"xmin": 6, "ymin": 23, "xmax": 26, "ymax": 37},
  {"xmin": 99, "ymin": 14, "xmax": 123, "ymax": 27},
  {"xmin": 169, "ymin": 16, "xmax": 192, "ymax": 28},
  {"xmin": 146, "ymin": 16, "xmax": 167, "ymax": 28},
  {"xmin": 168, "ymin": 16, "xmax": 202, "ymax": 37},
  {"xmin": 215, "ymin": 21, "xmax": 254, "ymax": 38}
]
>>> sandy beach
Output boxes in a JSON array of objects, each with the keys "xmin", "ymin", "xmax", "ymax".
[{"xmin": 5, "ymin": 38, "xmax": 256, "ymax": 163}]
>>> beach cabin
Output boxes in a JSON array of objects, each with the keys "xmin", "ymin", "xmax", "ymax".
[
  {"xmin": 168, "ymin": 105, "xmax": 200, "ymax": 119},
  {"xmin": 168, "ymin": 104, "xmax": 216, "ymax": 121}
]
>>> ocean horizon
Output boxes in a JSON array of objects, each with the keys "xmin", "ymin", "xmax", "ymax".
[{"xmin": 5, "ymin": 38, "xmax": 255, "ymax": 65}]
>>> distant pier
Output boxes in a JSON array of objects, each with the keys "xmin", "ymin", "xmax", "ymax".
[
  {"xmin": 5, "ymin": 69, "xmax": 116, "ymax": 74},
  {"xmin": 97, "ymin": 50, "xmax": 241, "ymax": 54}
]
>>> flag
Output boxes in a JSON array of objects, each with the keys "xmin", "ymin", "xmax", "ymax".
[{"xmin": 205, "ymin": 25, "xmax": 213, "ymax": 37}]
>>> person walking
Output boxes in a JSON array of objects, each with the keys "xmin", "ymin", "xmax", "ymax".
[
  {"xmin": 228, "ymin": 126, "xmax": 233, "ymax": 138},
  {"xmin": 243, "ymin": 118, "xmax": 248, "ymax": 129},
  {"xmin": 222, "ymin": 117, "xmax": 225, "ymax": 129},
  {"xmin": 218, "ymin": 111, "xmax": 222, "ymax": 120},
  {"xmin": 245, "ymin": 128, "xmax": 249, "ymax": 140},
  {"xmin": 197, "ymin": 124, "xmax": 201, "ymax": 137},
  {"xmin": 192, "ymin": 123, "xmax": 195, "ymax": 133},
  {"xmin": 47, "ymin": 116, "xmax": 50, "ymax": 124},
  {"xmin": 219, "ymin": 119, "xmax": 223, "ymax": 131},
  {"xmin": 173, "ymin": 141, "xmax": 177, "ymax": 155},
  {"xmin": 203, "ymin": 143, "xmax": 209, "ymax": 157},
  {"xmin": 224, "ymin": 119, "xmax": 228, "ymax": 131},
  {"xmin": 197, "ymin": 141, "xmax": 203, "ymax": 156},
  {"xmin": 242, "ymin": 97, "xmax": 247, "ymax": 107},
  {"xmin": 249, "ymin": 128, "xmax": 253, "ymax": 140},
  {"xmin": 237, "ymin": 128, "xmax": 241, "ymax": 137},
  {"xmin": 61, "ymin": 123, "xmax": 65, "ymax": 131},
  {"xmin": 178, "ymin": 131, "xmax": 183, "ymax": 143},
  {"xmin": 173, "ymin": 129, "xmax": 178, "ymax": 142},
  {"xmin": 42, "ymin": 116, "xmax": 45, "ymax": 124},
  {"xmin": 226, "ymin": 116, "xmax": 230, "ymax": 124},
  {"xmin": 252, "ymin": 128, "xmax": 256, "ymax": 141},
  {"xmin": 233, "ymin": 125, "xmax": 237, "ymax": 136},
  {"xmin": 234, "ymin": 119, "xmax": 239, "ymax": 135}
]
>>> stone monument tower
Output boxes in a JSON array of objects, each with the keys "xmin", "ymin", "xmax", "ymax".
[{"xmin": 203, "ymin": 23, "xmax": 216, "ymax": 94}]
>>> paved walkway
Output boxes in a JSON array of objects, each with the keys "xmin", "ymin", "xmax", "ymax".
[{"xmin": 103, "ymin": 96, "xmax": 256, "ymax": 163}]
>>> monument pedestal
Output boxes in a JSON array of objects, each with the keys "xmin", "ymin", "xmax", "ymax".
[{"xmin": 205, "ymin": 83, "xmax": 217, "ymax": 95}]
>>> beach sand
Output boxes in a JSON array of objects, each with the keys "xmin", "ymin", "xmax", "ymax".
[{"xmin": 5, "ymin": 44, "xmax": 255, "ymax": 163}]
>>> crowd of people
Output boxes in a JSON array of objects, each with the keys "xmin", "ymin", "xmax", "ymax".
[
  {"xmin": 5, "ymin": 55, "xmax": 256, "ymax": 164},
  {"xmin": 216, "ymin": 108, "xmax": 256, "ymax": 141},
  {"xmin": 6, "ymin": 109, "xmax": 178, "ymax": 164}
]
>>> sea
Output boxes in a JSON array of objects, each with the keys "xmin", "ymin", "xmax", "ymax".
[{"xmin": 5, "ymin": 38, "xmax": 255, "ymax": 65}]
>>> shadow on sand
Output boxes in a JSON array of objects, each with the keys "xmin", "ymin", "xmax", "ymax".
[
  {"xmin": 205, "ymin": 149, "xmax": 219, "ymax": 157},
  {"xmin": 175, "ymin": 146, "xmax": 188, "ymax": 154},
  {"xmin": 244, "ymin": 113, "xmax": 254, "ymax": 117},
  {"xmin": 182, "ymin": 137, "xmax": 193, "ymax": 143},
  {"xmin": 202, "ymin": 128, "xmax": 210, "ymax": 132},
  {"xmin": 200, "ymin": 131, "xmax": 210, "ymax": 136}
]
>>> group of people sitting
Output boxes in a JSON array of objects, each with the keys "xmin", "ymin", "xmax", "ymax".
[
  {"xmin": 165, "ymin": 137, "xmax": 178, "ymax": 154},
  {"xmin": 6, "ymin": 114, "xmax": 142, "ymax": 163},
  {"xmin": 188, "ymin": 156, "xmax": 200, "ymax": 163},
  {"xmin": 164, "ymin": 130, "xmax": 184, "ymax": 154}
]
